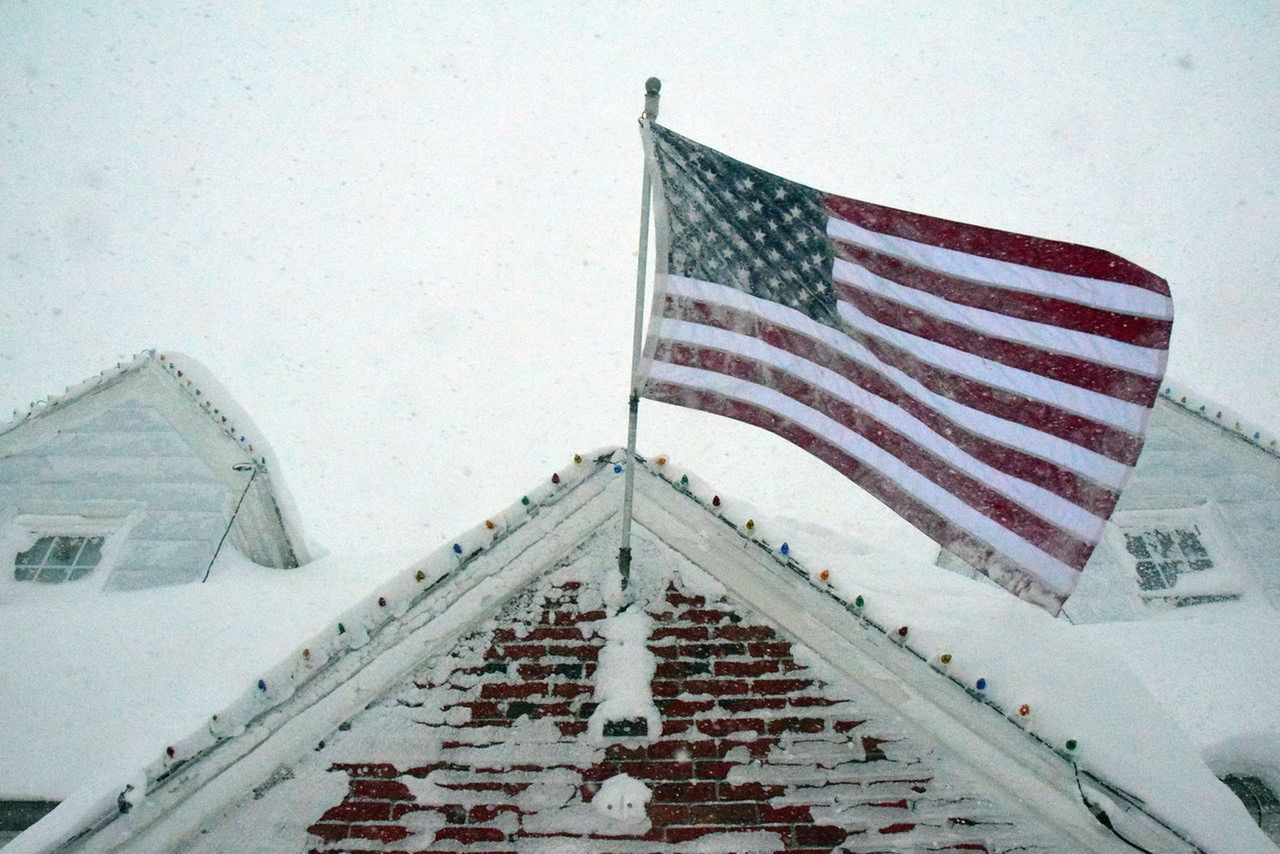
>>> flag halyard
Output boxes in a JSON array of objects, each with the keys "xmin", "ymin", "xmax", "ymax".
[{"xmin": 637, "ymin": 122, "xmax": 1173, "ymax": 614}]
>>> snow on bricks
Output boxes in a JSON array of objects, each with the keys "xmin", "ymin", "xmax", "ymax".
[{"xmin": 194, "ymin": 551, "xmax": 1055, "ymax": 852}]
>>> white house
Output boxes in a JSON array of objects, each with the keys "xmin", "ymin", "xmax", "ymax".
[{"xmin": 2, "ymin": 358, "xmax": 1278, "ymax": 852}]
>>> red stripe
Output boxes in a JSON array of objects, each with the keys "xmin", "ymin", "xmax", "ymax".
[
  {"xmin": 822, "ymin": 195, "xmax": 1169, "ymax": 295},
  {"xmin": 664, "ymin": 294, "xmax": 1144, "ymax": 466},
  {"xmin": 662, "ymin": 296, "xmax": 1121, "ymax": 516},
  {"xmin": 833, "ymin": 241, "xmax": 1173, "ymax": 349},
  {"xmin": 653, "ymin": 340, "xmax": 1096, "ymax": 571},
  {"xmin": 834, "ymin": 282, "xmax": 1163, "ymax": 406},
  {"xmin": 643, "ymin": 380, "xmax": 1073, "ymax": 610}
]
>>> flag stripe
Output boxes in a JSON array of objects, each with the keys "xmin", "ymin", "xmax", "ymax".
[
  {"xmin": 823, "ymin": 195, "xmax": 1170, "ymax": 297},
  {"xmin": 645, "ymin": 368, "xmax": 1081, "ymax": 595},
  {"xmin": 834, "ymin": 282, "xmax": 1164, "ymax": 405},
  {"xmin": 826, "ymin": 216, "xmax": 1173, "ymax": 319},
  {"xmin": 833, "ymin": 241, "xmax": 1173, "ymax": 348},
  {"xmin": 663, "ymin": 275, "xmax": 1144, "ymax": 469},
  {"xmin": 832, "ymin": 256, "xmax": 1167, "ymax": 374},
  {"xmin": 653, "ymin": 335, "xmax": 1104, "ymax": 559},
  {"xmin": 836, "ymin": 299, "xmax": 1150, "ymax": 432},
  {"xmin": 659, "ymin": 299, "xmax": 1124, "ymax": 516}
]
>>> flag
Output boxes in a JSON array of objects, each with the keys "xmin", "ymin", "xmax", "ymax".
[{"xmin": 636, "ymin": 123, "xmax": 1173, "ymax": 613}]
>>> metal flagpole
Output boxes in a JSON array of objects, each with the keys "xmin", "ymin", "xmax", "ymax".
[{"xmin": 618, "ymin": 76, "xmax": 661, "ymax": 591}]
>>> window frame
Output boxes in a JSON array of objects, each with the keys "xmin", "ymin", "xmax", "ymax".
[{"xmin": 1, "ymin": 514, "xmax": 121, "ymax": 595}]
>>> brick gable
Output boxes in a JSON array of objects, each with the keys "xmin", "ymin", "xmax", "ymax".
[{"xmin": 188, "ymin": 539, "xmax": 1055, "ymax": 852}]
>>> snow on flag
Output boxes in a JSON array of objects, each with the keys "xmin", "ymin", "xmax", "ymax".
[{"xmin": 636, "ymin": 123, "xmax": 1173, "ymax": 613}]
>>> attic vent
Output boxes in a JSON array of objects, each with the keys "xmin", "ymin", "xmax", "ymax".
[
  {"xmin": 14, "ymin": 536, "xmax": 104, "ymax": 583},
  {"xmin": 1219, "ymin": 775, "xmax": 1280, "ymax": 845}
]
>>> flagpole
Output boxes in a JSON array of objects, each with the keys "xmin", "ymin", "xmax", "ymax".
[{"xmin": 618, "ymin": 76, "xmax": 661, "ymax": 592}]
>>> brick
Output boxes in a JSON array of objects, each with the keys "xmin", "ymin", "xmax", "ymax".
[
  {"xmin": 347, "ymin": 824, "xmax": 411, "ymax": 843},
  {"xmin": 682, "ymin": 609, "xmax": 736, "ymax": 624},
  {"xmin": 656, "ymin": 660, "xmax": 710, "ymax": 678},
  {"xmin": 718, "ymin": 782, "xmax": 782, "ymax": 800},
  {"xmin": 665, "ymin": 590, "xmax": 706, "ymax": 607},
  {"xmin": 747, "ymin": 641, "xmax": 791, "ymax": 657},
  {"xmin": 694, "ymin": 760, "xmax": 735, "ymax": 780},
  {"xmin": 605, "ymin": 743, "xmax": 648, "ymax": 761},
  {"xmin": 759, "ymin": 804, "xmax": 811, "ymax": 823},
  {"xmin": 651, "ymin": 680, "xmax": 680, "ymax": 697},
  {"xmin": 879, "ymin": 822, "xmax": 916, "ymax": 834},
  {"xmin": 321, "ymin": 801, "xmax": 391, "ymax": 822},
  {"xmin": 833, "ymin": 719, "xmax": 867, "ymax": 733},
  {"xmin": 576, "ymin": 701, "xmax": 599, "ymax": 719},
  {"xmin": 695, "ymin": 718, "xmax": 763, "ymax": 737},
  {"xmin": 435, "ymin": 826, "xmax": 507, "ymax": 844},
  {"xmin": 788, "ymin": 695, "xmax": 839, "ymax": 707},
  {"xmin": 557, "ymin": 720, "xmax": 588, "ymax": 736},
  {"xmin": 516, "ymin": 663, "xmax": 553, "ymax": 679},
  {"xmin": 330, "ymin": 763, "xmax": 399, "ymax": 778},
  {"xmin": 796, "ymin": 824, "xmax": 850, "ymax": 845},
  {"xmin": 350, "ymin": 779, "xmax": 414, "ymax": 801},
  {"xmin": 306, "ymin": 822, "xmax": 351, "ymax": 842},
  {"xmin": 506, "ymin": 701, "xmax": 536, "ymax": 719},
  {"xmin": 647, "ymin": 643, "xmax": 679, "ymax": 659},
  {"xmin": 718, "ymin": 697, "xmax": 786, "ymax": 712},
  {"xmin": 622, "ymin": 761, "xmax": 692, "ymax": 780},
  {"xmin": 459, "ymin": 701, "xmax": 504, "ymax": 719},
  {"xmin": 651, "ymin": 625, "xmax": 709, "ymax": 641},
  {"xmin": 647, "ymin": 740, "xmax": 720, "ymax": 760},
  {"xmin": 552, "ymin": 682, "xmax": 592, "ymax": 698},
  {"xmin": 652, "ymin": 782, "xmax": 716, "ymax": 802},
  {"xmin": 689, "ymin": 802, "xmax": 759, "ymax": 824},
  {"xmin": 496, "ymin": 643, "xmax": 545, "ymax": 660},
  {"xmin": 679, "ymin": 642, "xmax": 746, "ymax": 658},
  {"xmin": 715, "ymin": 624, "xmax": 776, "ymax": 641},
  {"xmin": 657, "ymin": 698, "xmax": 715, "ymax": 716},
  {"xmin": 680, "ymin": 678, "xmax": 749, "ymax": 696},
  {"xmin": 766, "ymin": 716, "xmax": 826, "ymax": 735},
  {"xmin": 558, "ymin": 581, "xmax": 582, "ymax": 590},
  {"xmin": 660, "ymin": 718, "xmax": 694, "ymax": 736},
  {"xmin": 751, "ymin": 678, "xmax": 810, "ymax": 695},
  {"xmin": 545, "ymin": 643, "xmax": 599, "ymax": 661},
  {"xmin": 714, "ymin": 659, "xmax": 779, "ymax": 677},
  {"xmin": 470, "ymin": 804, "xmax": 521, "ymax": 823},
  {"xmin": 523, "ymin": 626, "xmax": 588, "ymax": 641},
  {"xmin": 647, "ymin": 803, "xmax": 690, "ymax": 824},
  {"xmin": 551, "ymin": 662, "xmax": 584, "ymax": 678},
  {"xmin": 480, "ymin": 681, "xmax": 547, "ymax": 700},
  {"xmin": 553, "ymin": 609, "xmax": 606, "ymax": 625},
  {"xmin": 602, "ymin": 718, "xmax": 649, "ymax": 738}
]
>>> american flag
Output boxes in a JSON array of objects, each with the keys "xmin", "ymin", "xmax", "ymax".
[{"xmin": 637, "ymin": 123, "xmax": 1172, "ymax": 613}]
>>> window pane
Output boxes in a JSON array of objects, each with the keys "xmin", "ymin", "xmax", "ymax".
[
  {"xmin": 75, "ymin": 537, "xmax": 104, "ymax": 567},
  {"xmin": 45, "ymin": 537, "xmax": 82, "ymax": 566},
  {"xmin": 68, "ymin": 566, "xmax": 93, "ymax": 581},
  {"xmin": 36, "ymin": 566, "xmax": 69, "ymax": 583},
  {"xmin": 15, "ymin": 537, "xmax": 54, "ymax": 568},
  {"xmin": 14, "ymin": 566, "xmax": 36, "ymax": 581}
]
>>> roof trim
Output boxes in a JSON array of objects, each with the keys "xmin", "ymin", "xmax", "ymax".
[{"xmin": 1158, "ymin": 377, "xmax": 1280, "ymax": 461}]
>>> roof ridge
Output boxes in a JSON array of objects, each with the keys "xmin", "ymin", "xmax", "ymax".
[{"xmin": 1159, "ymin": 378, "xmax": 1280, "ymax": 460}]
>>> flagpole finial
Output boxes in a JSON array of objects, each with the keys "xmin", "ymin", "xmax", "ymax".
[{"xmin": 644, "ymin": 77, "xmax": 661, "ymax": 120}]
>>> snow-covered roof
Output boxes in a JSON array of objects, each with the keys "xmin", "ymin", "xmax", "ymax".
[
  {"xmin": 0, "ymin": 348, "xmax": 310, "ymax": 563},
  {"xmin": 1159, "ymin": 376, "xmax": 1280, "ymax": 461},
  {"xmin": 10, "ymin": 450, "xmax": 1276, "ymax": 852}
]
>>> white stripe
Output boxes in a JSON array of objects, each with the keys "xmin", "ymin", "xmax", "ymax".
[
  {"xmin": 661, "ymin": 276, "xmax": 1132, "ymax": 488},
  {"xmin": 826, "ymin": 217, "xmax": 1174, "ymax": 320},
  {"xmin": 658, "ymin": 319, "xmax": 1106, "ymax": 541},
  {"xmin": 647, "ymin": 360, "xmax": 1080, "ymax": 595},
  {"xmin": 836, "ymin": 299, "xmax": 1148, "ymax": 433},
  {"xmin": 832, "ymin": 258, "xmax": 1167, "ymax": 377}
]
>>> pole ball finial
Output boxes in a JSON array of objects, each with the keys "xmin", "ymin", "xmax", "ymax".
[{"xmin": 645, "ymin": 77, "xmax": 661, "ymax": 95}]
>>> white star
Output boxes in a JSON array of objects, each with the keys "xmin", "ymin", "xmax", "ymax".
[
  {"xmin": 736, "ymin": 208, "xmax": 751, "ymax": 221},
  {"xmin": 767, "ymin": 220, "xmax": 780, "ymax": 232},
  {"xmin": 752, "ymin": 229, "xmax": 766, "ymax": 243},
  {"xmin": 774, "ymin": 187, "xmax": 787, "ymax": 201},
  {"xmin": 751, "ymin": 200, "xmax": 764, "ymax": 213}
]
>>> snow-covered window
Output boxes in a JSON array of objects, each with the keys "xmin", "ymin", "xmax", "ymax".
[
  {"xmin": 1220, "ymin": 775, "xmax": 1280, "ymax": 844},
  {"xmin": 13, "ymin": 535, "xmax": 105, "ymax": 583},
  {"xmin": 1113, "ymin": 513, "xmax": 1242, "ymax": 607}
]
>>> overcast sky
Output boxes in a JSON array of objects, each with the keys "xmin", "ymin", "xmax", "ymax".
[{"xmin": 2, "ymin": 2, "xmax": 1278, "ymax": 562}]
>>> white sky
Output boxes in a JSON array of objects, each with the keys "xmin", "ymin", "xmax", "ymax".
[{"xmin": 2, "ymin": 2, "xmax": 1278, "ymax": 560}]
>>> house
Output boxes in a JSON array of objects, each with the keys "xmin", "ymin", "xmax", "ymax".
[
  {"xmin": 6, "ymin": 444, "xmax": 1277, "ymax": 851},
  {"xmin": 0, "ymin": 352, "xmax": 395, "ymax": 846},
  {"xmin": 0, "ymin": 349, "xmax": 304, "ymax": 592},
  {"xmin": 938, "ymin": 381, "xmax": 1280, "ymax": 620}
]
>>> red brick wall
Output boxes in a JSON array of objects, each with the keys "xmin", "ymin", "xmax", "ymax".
[{"xmin": 293, "ymin": 566, "xmax": 1047, "ymax": 853}]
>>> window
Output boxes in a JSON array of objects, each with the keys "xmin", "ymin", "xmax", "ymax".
[
  {"xmin": 1114, "ymin": 515, "xmax": 1242, "ymax": 607},
  {"xmin": 1220, "ymin": 775, "xmax": 1280, "ymax": 844},
  {"xmin": 14, "ymin": 535, "xmax": 104, "ymax": 583}
]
